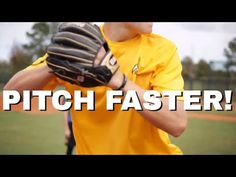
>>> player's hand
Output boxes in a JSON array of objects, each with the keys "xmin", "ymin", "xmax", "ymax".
[
  {"xmin": 94, "ymin": 47, "xmax": 124, "ymax": 90},
  {"xmin": 64, "ymin": 129, "xmax": 71, "ymax": 144}
]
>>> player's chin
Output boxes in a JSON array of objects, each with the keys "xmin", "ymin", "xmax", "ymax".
[
  {"xmin": 141, "ymin": 25, "xmax": 153, "ymax": 34},
  {"xmin": 145, "ymin": 23, "xmax": 153, "ymax": 33},
  {"xmin": 141, "ymin": 29, "xmax": 152, "ymax": 34}
]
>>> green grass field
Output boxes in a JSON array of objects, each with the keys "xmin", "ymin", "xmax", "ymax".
[
  {"xmin": 170, "ymin": 118, "xmax": 236, "ymax": 154},
  {"xmin": 0, "ymin": 112, "xmax": 66, "ymax": 155},
  {"xmin": 0, "ymin": 111, "xmax": 236, "ymax": 154}
]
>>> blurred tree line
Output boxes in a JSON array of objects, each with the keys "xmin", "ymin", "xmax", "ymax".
[
  {"xmin": 0, "ymin": 22, "xmax": 58, "ymax": 84},
  {"xmin": 0, "ymin": 23, "xmax": 236, "ymax": 85},
  {"xmin": 182, "ymin": 38, "xmax": 236, "ymax": 79},
  {"xmin": 182, "ymin": 39, "xmax": 236, "ymax": 91},
  {"xmin": 182, "ymin": 37, "xmax": 236, "ymax": 80}
]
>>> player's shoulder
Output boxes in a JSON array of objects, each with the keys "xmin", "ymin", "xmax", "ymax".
[
  {"xmin": 140, "ymin": 33, "xmax": 180, "ymax": 65},
  {"xmin": 142, "ymin": 33, "xmax": 177, "ymax": 50}
]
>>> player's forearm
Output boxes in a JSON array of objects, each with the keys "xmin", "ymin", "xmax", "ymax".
[
  {"xmin": 140, "ymin": 97, "xmax": 187, "ymax": 137},
  {"xmin": 123, "ymin": 80, "xmax": 187, "ymax": 137},
  {"xmin": 109, "ymin": 72, "xmax": 187, "ymax": 137},
  {"xmin": 4, "ymin": 63, "xmax": 54, "ymax": 95}
]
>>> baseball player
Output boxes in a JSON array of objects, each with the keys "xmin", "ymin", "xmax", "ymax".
[{"xmin": 4, "ymin": 22, "xmax": 187, "ymax": 154}]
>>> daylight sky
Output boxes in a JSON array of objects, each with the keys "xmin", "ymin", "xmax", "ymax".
[{"xmin": 0, "ymin": 22, "xmax": 236, "ymax": 63}]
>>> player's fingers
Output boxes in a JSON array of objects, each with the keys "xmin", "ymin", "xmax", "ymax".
[{"xmin": 94, "ymin": 47, "xmax": 106, "ymax": 66}]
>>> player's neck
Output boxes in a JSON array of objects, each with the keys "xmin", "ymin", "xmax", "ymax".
[{"xmin": 104, "ymin": 23, "xmax": 138, "ymax": 42}]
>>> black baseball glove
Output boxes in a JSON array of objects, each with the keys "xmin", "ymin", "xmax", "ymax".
[{"xmin": 46, "ymin": 22, "xmax": 119, "ymax": 87}]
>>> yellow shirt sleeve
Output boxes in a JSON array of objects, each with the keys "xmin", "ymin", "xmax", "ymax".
[
  {"xmin": 150, "ymin": 45, "xmax": 184, "ymax": 100},
  {"xmin": 26, "ymin": 54, "xmax": 48, "ymax": 70}
]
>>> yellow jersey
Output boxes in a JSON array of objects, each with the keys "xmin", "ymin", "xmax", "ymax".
[{"xmin": 27, "ymin": 25, "xmax": 184, "ymax": 154}]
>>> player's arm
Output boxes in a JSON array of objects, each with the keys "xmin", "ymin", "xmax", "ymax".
[
  {"xmin": 84, "ymin": 34, "xmax": 187, "ymax": 137},
  {"xmin": 108, "ymin": 72, "xmax": 187, "ymax": 137},
  {"xmin": 94, "ymin": 43, "xmax": 187, "ymax": 137},
  {"xmin": 4, "ymin": 62, "xmax": 54, "ymax": 95}
]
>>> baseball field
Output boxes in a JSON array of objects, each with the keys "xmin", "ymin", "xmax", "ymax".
[{"xmin": 0, "ymin": 94, "xmax": 236, "ymax": 154}]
